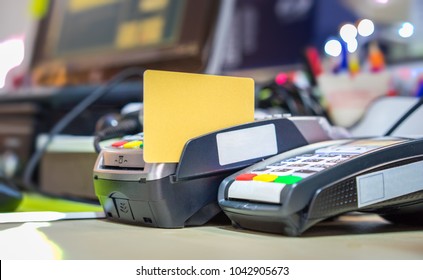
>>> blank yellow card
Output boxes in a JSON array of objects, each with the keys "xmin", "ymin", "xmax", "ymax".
[{"xmin": 143, "ymin": 70, "xmax": 255, "ymax": 163}]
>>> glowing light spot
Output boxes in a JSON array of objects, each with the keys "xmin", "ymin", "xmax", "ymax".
[
  {"xmin": 0, "ymin": 38, "xmax": 25, "ymax": 89},
  {"xmin": 275, "ymin": 72, "xmax": 288, "ymax": 85},
  {"xmin": 324, "ymin": 39, "xmax": 342, "ymax": 57},
  {"xmin": 357, "ymin": 19, "xmax": 375, "ymax": 37},
  {"xmin": 340, "ymin": 23, "xmax": 357, "ymax": 43},
  {"xmin": 347, "ymin": 38, "xmax": 358, "ymax": 53},
  {"xmin": 0, "ymin": 222, "xmax": 63, "ymax": 259},
  {"xmin": 398, "ymin": 22, "xmax": 414, "ymax": 38},
  {"xmin": 0, "ymin": 211, "xmax": 67, "ymax": 223}
]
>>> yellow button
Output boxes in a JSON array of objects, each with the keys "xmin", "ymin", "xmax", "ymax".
[
  {"xmin": 252, "ymin": 174, "xmax": 278, "ymax": 182},
  {"xmin": 123, "ymin": 140, "xmax": 143, "ymax": 149}
]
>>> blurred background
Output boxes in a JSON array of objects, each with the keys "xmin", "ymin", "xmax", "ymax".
[
  {"xmin": 1, "ymin": 0, "xmax": 423, "ymax": 86},
  {"xmin": 1, "ymin": 0, "xmax": 423, "ymax": 201}
]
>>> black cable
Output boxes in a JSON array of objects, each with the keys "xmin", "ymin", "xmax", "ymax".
[
  {"xmin": 274, "ymin": 85, "xmax": 300, "ymax": 115},
  {"xmin": 22, "ymin": 67, "xmax": 145, "ymax": 189},
  {"xmin": 303, "ymin": 87, "xmax": 332, "ymax": 123},
  {"xmin": 384, "ymin": 97, "xmax": 423, "ymax": 136}
]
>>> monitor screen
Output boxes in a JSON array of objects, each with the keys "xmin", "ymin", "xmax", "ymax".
[{"xmin": 31, "ymin": 0, "xmax": 220, "ymax": 86}]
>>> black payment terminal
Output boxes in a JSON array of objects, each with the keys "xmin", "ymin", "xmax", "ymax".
[{"xmin": 218, "ymin": 137, "xmax": 423, "ymax": 236}]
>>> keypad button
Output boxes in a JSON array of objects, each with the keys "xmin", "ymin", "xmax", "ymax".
[
  {"xmin": 267, "ymin": 161, "xmax": 286, "ymax": 167},
  {"xmin": 341, "ymin": 154, "xmax": 354, "ymax": 159},
  {"xmin": 123, "ymin": 140, "xmax": 143, "ymax": 149},
  {"xmin": 293, "ymin": 169, "xmax": 317, "ymax": 178},
  {"xmin": 282, "ymin": 157, "xmax": 301, "ymax": 163},
  {"xmin": 235, "ymin": 173, "xmax": 257, "ymax": 181},
  {"xmin": 286, "ymin": 163, "xmax": 309, "ymax": 168},
  {"xmin": 318, "ymin": 154, "xmax": 339, "ymax": 158},
  {"xmin": 274, "ymin": 175, "xmax": 303, "ymax": 184},
  {"xmin": 111, "ymin": 140, "xmax": 128, "ymax": 148},
  {"xmin": 297, "ymin": 154, "xmax": 314, "ymax": 158},
  {"xmin": 270, "ymin": 168, "xmax": 293, "ymax": 175},
  {"xmin": 123, "ymin": 135, "xmax": 143, "ymax": 141},
  {"xmin": 302, "ymin": 158, "xmax": 324, "ymax": 163},
  {"xmin": 252, "ymin": 174, "xmax": 278, "ymax": 182},
  {"xmin": 327, "ymin": 159, "xmax": 342, "ymax": 164},
  {"xmin": 310, "ymin": 164, "xmax": 331, "ymax": 169},
  {"xmin": 252, "ymin": 167, "xmax": 271, "ymax": 173}
]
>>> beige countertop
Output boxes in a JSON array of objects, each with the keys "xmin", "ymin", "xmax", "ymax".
[{"xmin": 1, "ymin": 213, "xmax": 422, "ymax": 260}]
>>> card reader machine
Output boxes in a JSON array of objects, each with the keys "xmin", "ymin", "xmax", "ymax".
[
  {"xmin": 93, "ymin": 116, "xmax": 347, "ymax": 228},
  {"xmin": 218, "ymin": 137, "xmax": 423, "ymax": 236}
]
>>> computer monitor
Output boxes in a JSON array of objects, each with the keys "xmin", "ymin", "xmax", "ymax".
[{"xmin": 30, "ymin": 0, "xmax": 228, "ymax": 86}]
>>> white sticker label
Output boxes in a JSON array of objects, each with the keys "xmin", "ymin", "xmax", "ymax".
[
  {"xmin": 357, "ymin": 160, "xmax": 423, "ymax": 208},
  {"xmin": 228, "ymin": 180, "xmax": 285, "ymax": 204},
  {"xmin": 216, "ymin": 124, "xmax": 278, "ymax": 166}
]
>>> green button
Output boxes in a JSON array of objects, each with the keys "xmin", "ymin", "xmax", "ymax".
[{"xmin": 274, "ymin": 175, "xmax": 303, "ymax": 184}]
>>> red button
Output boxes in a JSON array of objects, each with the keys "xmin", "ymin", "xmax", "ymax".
[
  {"xmin": 111, "ymin": 140, "xmax": 128, "ymax": 147},
  {"xmin": 235, "ymin": 173, "xmax": 257, "ymax": 181}
]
